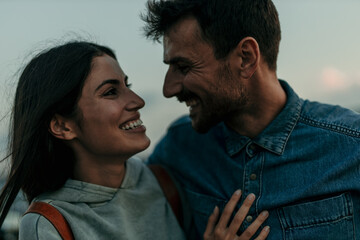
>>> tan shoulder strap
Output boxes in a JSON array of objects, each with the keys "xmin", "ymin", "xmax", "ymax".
[
  {"xmin": 25, "ymin": 201, "xmax": 74, "ymax": 240},
  {"xmin": 148, "ymin": 164, "xmax": 183, "ymax": 228}
]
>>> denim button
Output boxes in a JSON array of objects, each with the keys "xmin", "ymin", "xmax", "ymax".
[
  {"xmin": 250, "ymin": 174, "xmax": 257, "ymax": 180},
  {"xmin": 246, "ymin": 215, "xmax": 253, "ymax": 222}
]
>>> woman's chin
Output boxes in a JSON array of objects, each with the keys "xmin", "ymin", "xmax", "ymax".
[
  {"xmin": 131, "ymin": 137, "xmax": 151, "ymax": 156},
  {"xmin": 140, "ymin": 137, "xmax": 151, "ymax": 152}
]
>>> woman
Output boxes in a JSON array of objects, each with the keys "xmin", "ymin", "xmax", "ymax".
[{"xmin": 0, "ymin": 41, "xmax": 269, "ymax": 239}]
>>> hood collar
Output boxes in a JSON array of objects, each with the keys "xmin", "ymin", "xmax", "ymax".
[{"xmin": 37, "ymin": 157, "xmax": 143, "ymax": 204}]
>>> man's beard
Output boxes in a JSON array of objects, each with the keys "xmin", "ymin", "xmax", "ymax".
[{"xmin": 178, "ymin": 63, "xmax": 248, "ymax": 133}]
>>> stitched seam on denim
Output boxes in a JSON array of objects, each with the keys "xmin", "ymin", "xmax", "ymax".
[
  {"xmin": 299, "ymin": 116, "xmax": 360, "ymax": 138},
  {"xmin": 343, "ymin": 193, "xmax": 353, "ymax": 216},
  {"xmin": 285, "ymin": 215, "xmax": 353, "ymax": 231},
  {"xmin": 243, "ymin": 162, "xmax": 249, "ymax": 196},
  {"xmin": 277, "ymin": 208, "xmax": 287, "ymax": 239},
  {"xmin": 284, "ymin": 196, "xmax": 352, "ymax": 227},
  {"xmin": 348, "ymin": 194, "xmax": 356, "ymax": 239},
  {"xmin": 255, "ymin": 153, "xmax": 264, "ymax": 216},
  {"xmin": 279, "ymin": 97, "xmax": 303, "ymax": 153},
  {"xmin": 241, "ymin": 158, "xmax": 246, "ymax": 200}
]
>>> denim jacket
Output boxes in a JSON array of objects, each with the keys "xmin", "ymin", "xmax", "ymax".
[{"xmin": 148, "ymin": 80, "xmax": 360, "ymax": 239}]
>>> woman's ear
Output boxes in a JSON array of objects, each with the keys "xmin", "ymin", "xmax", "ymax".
[
  {"xmin": 232, "ymin": 37, "xmax": 260, "ymax": 79},
  {"xmin": 49, "ymin": 114, "xmax": 77, "ymax": 140}
]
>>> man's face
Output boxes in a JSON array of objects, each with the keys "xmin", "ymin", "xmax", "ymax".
[{"xmin": 163, "ymin": 16, "xmax": 248, "ymax": 133}]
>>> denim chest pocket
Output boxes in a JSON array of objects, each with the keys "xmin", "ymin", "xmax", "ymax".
[
  {"xmin": 184, "ymin": 189, "xmax": 228, "ymax": 234},
  {"xmin": 277, "ymin": 192, "xmax": 355, "ymax": 240}
]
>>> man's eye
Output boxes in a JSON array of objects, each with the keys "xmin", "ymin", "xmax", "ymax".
[
  {"xmin": 103, "ymin": 88, "xmax": 117, "ymax": 96},
  {"xmin": 177, "ymin": 65, "xmax": 190, "ymax": 74}
]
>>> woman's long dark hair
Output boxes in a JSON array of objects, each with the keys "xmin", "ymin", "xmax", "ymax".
[{"xmin": 0, "ymin": 41, "xmax": 117, "ymax": 227}]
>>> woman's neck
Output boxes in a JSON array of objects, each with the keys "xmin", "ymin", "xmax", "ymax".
[{"xmin": 72, "ymin": 156, "xmax": 128, "ymax": 188}]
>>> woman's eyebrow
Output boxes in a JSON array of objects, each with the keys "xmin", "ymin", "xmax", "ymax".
[{"xmin": 94, "ymin": 79, "xmax": 120, "ymax": 93}]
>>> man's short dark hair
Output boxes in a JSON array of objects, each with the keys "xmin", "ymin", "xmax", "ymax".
[{"xmin": 142, "ymin": 0, "xmax": 281, "ymax": 70}]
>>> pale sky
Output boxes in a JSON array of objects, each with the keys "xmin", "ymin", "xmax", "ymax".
[{"xmin": 0, "ymin": 0, "xmax": 359, "ymax": 159}]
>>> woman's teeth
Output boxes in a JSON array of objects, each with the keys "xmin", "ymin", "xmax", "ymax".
[{"xmin": 121, "ymin": 119, "xmax": 143, "ymax": 130}]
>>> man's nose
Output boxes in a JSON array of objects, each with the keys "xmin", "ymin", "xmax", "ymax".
[{"xmin": 163, "ymin": 68, "xmax": 183, "ymax": 98}]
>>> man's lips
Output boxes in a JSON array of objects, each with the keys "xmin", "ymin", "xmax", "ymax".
[
  {"xmin": 176, "ymin": 89, "xmax": 200, "ymax": 112},
  {"xmin": 185, "ymin": 99, "xmax": 198, "ymax": 107}
]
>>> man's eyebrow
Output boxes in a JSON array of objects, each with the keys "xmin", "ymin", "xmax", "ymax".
[
  {"xmin": 94, "ymin": 79, "xmax": 120, "ymax": 93},
  {"xmin": 163, "ymin": 57, "xmax": 192, "ymax": 65}
]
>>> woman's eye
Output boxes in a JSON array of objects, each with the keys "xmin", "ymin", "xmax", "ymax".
[{"xmin": 103, "ymin": 88, "xmax": 117, "ymax": 96}]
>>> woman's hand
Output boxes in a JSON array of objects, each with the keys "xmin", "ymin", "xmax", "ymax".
[{"xmin": 203, "ymin": 190, "xmax": 270, "ymax": 240}]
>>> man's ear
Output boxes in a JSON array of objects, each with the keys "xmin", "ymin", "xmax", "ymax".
[
  {"xmin": 232, "ymin": 37, "xmax": 260, "ymax": 79},
  {"xmin": 49, "ymin": 114, "xmax": 77, "ymax": 140}
]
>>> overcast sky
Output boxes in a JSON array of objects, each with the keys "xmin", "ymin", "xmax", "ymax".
[{"xmin": 0, "ymin": 0, "xmax": 359, "ymax": 159}]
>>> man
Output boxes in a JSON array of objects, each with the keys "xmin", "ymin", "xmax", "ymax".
[{"xmin": 143, "ymin": 0, "xmax": 360, "ymax": 239}]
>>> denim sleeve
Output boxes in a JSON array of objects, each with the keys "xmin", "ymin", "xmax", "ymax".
[{"xmin": 19, "ymin": 213, "xmax": 62, "ymax": 240}]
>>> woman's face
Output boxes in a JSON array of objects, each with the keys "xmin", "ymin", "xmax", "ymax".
[{"xmin": 71, "ymin": 54, "xmax": 150, "ymax": 161}]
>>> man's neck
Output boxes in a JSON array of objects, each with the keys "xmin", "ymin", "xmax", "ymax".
[{"xmin": 225, "ymin": 75, "xmax": 286, "ymax": 138}]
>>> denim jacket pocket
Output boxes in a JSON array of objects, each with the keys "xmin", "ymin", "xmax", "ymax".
[
  {"xmin": 184, "ymin": 189, "xmax": 228, "ymax": 236},
  {"xmin": 277, "ymin": 192, "xmax": 354, "ymax": 240}
]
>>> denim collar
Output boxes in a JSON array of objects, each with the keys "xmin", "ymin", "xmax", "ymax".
[{"xmin": 222, "ymin": 80, "xmax": 303, "ymax": 156}]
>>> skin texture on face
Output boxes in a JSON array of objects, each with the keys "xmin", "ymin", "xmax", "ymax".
[
  {"xmin": 163, "ymin": 16, "xmax": 248, "ymax": 133},
  {"xmin": 52, "ymin": 54, "xmax": 151, "ymax": 187},
  {"xmin": 72, "ymin": 55, "xmax": 151, "ymax": 161}
]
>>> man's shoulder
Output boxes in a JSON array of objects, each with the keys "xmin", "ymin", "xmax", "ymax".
[{"xmin": 299, "ymin": 100, "xmax": 360, "ymax": 137}]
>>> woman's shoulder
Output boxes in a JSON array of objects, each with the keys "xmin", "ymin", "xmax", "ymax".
[{"xmin": 19, "ymin": 212, "xmax": 62, "ymax": 240}]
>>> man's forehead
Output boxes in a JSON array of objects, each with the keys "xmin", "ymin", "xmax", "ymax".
[
  {"xmin": 164, "ymin": 16, "xmax": 201, "ymax": 42},
  {"xmin": 163, "ymin": 20, "xmax": 204, "ymax": 57},
  {"xmin": 162, "ymin": 36, "xmax": 194, "ymax": 64}
]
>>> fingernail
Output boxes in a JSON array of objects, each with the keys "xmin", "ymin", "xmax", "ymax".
[
  {"xmin": 261, "ymin": 210, "xmax": 269, "ymax": 217},
  {"xmin": 234, "ymin": 189, "xmax": 241, "ymax": 196},
  {"xmin": 264, "ymin": 226, "xmax": 270, "ymax": 232},
  {"xmin": 247, "ymin": 193, "xmax": 255, "ymax": 200},
  {"xmin": 213, "ymin": 206, "xmax": 218, "ymax": 213}
]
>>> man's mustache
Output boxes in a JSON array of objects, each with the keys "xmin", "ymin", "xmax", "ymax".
[{"xmin": 176, "ymin": 88, "xmax": 197, "ymax": 102}]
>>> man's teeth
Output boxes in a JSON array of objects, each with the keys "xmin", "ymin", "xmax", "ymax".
[
  {"xmin": 186, "ymin": 99, "xmax": 198, "ymax": 107},
  {"xmin": 121, "ymin": 119, "xmax": 143, "ymax": 130}
]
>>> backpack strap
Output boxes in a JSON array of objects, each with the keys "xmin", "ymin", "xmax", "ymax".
[
  {"xmin": 148, "ymin": 164, "xmax": 183, "ymax": 228},
  {"xmin": 24, "ymin": 201, "xmax": 74, "ymax": 240}
]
